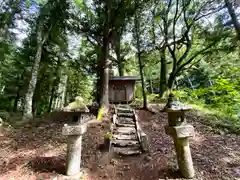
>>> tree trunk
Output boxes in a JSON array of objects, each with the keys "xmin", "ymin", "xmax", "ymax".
[
  {"xmin": 159, "ymin": 48, "xmax": 167, "ymax": 98},
  {"xmin": 99, "ymin": 38, "xmax": 109, "ymax": 112},
  {"xmin": 32, "ymin": 73, "xmax": 45, "ymax": 115},
  {"xmin": 48, "ymin": 85, "xmax": 55, "ymax": 113},
  {"xmin": 95, "ymin": 47, "xmax": 103, "ymax": 103},
  {"xmin": 22, "ymin": 23, "xmax": 45, "ymax": 120},
  {"xmin": 115, "ymin": 34, "xmax": 124, "ymax": 76},
  {"xmin": 134, "ymin": 6, "xmax": 147, "ymax": 109},
  {"xmin": 99, "ymin": 2, "xmax": 111, "ymax": 113},
  {"xmin": 53, "ymin": 69, "xmax": 68, "ymax": 110},
  {"xmin": 168, "ymin": 73, "xmax": 176, "ymax": 90},
  {"xmin": 149, "ymin": 75, "xmax": 153, "ymax": 94},
  {"xmin": 13, "ymin": 87, "xmax": 20, "ymax": 112},
  {"xmin": 225, "ymin": 0, "xmax": 240, "ymax": 40}
]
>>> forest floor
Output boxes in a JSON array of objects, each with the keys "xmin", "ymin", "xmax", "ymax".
[{"xmin": 0, "ymin": 109, "xmax": 239, "ymax": 180}]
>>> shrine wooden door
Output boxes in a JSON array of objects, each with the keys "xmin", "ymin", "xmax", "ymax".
[{"xmin": 114, "ymin": 85, "xmax": 126, "ymax": 102}]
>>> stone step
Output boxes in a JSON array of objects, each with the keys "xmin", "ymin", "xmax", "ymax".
[
  {"xmin": 117, "ymin": 108, "xmax": 133, "ymax": 114},
  {"xmin": 117, "ymin": 104, "xmax": 131, "ymax": 109},
  {"xmin": 114, "ymin": 127, "xmax": 136, "ymax": 135},
  {"xmin": 111, "ymin": 139, "xmax": 140, "ymax": 147},
  {"xmin": 113, "ymin": 134, "xmax": 137, "ymax": 140},
  {"xmin": 115, "ymin": 123, "xmax": 135, "ymax": 128},
  {"xmin": 117, "ymin": 112, "xmax": 134, "ymax": 118},
  {"xmin": 113, "ymin": 147, "xmax": 141, "ymax": 155},
  {"xmin": 117, "ymin": 117, "xmax": 135, "ymax": 124}
]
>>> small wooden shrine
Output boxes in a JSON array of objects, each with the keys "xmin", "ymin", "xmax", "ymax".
[{"xmin": 109, "ymin": 76, "xmax": 139, "ymax": 103}]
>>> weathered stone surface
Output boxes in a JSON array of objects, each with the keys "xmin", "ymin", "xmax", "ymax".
[
  {"xmin": 113, "ymin": 147, "xmax": 141, "ymax": 155},
  {"xmin": 117, "ymin": 104, "xmax": 131, "ymax": 109},
  {"xmin": 136, "ymin": 121, "xmax": 149, "ymax": 152},
  {"xmin": 165, "ymin": 125, "xmax": 194, "ymax": 138},
  {"xmin": 112, "ymin": 114, "xmax": 117, "ymax": 124},
  {"xmin": 111, "ymin": 139, "xmax": 140, "ymax": 147},
  {"xmin": 63, "ymin": 96, "xmax": 89, "ymax": 112},
  {"xmin": 167, "ymin": 111, "xmax": 188, "ymax": 126},
  {"xmin": 117, "ymin": 112, "xmax": 134, "ymax": 118},
  {"xmin": 113, "ymin": 134, "xmax": 137, "ymax": 140},
  {"xmin": 116, "ymin": 123, "xmax": 135, "ymax": 127},
  {"xmin": 164, "ymin": 93, "xmax": 192, "ymax": 112},
  {"xmin": 164, "ymin": 105, "xmax": 192, "ymax": 112},
  {"xmin": 174, "ymin": 138, "xmax": 195, "ymax": 178},
  {"xmin": 117, "ymin": 117, "xmax": 135, "ymax": 125},
  {"xmin": 134, "ymin": 114, "xmax": 139, "ymax": 122},
  {"xmin": 62, "ymin": 124, "xmax": 87, "ymax": 136},
  {"xmin": 66, "ymin": 135, "xmax": 82, "ymax": 176},
  {"xmin": 118, "ymin": 117, "xmax": 134, "ymax": 122},
  {"xmin": 140, "ymin": 133, "xmax": 149, "ymax": 152},
  {"xmin": 114, "ymin": 127, "xmax": 136, "ymax": 135},
  {"xmin": 117, "ymin": 108, "xmax": 133, "ymax": 113}
]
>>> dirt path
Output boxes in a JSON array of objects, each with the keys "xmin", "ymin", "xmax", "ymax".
[{"xmin": 0, "ymin": 111, "xmax": 239, "ymax": 180}]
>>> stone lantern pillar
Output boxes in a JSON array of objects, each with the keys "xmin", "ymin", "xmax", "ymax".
[
  {"xmin": 62, "ymin": 123, "xmax": 87, "ymax": 177},
  {"xmin": 61, "ymin": 96, "xmax": 90, "ymax": 178},
  {"xmin": 164, "ymin": 93, "xmax": 195, "ymax": 179}
]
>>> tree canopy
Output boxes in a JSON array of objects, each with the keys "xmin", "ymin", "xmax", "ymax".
[{"xmin": 0, "ymin": 0, "xmax": 239, "ymax": 125}]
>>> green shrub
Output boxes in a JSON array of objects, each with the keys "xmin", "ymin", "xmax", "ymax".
[{"xmin": 171, "ymin": 78, "xmax": 240, "ymax": 134}]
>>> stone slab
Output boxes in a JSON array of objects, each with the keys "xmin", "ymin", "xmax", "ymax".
[
  {"xmin": 113, "ymin": 134, "xmax": 137, "ymax": 140},
  {"xmin": 111, "ymin": 139, "xmax": 140, "ymax": 147},
  {"xmin": 117, "ymin": 104, "xmax": 131, "ymax": 109},
  {"xmin": 117, "ymin": 113, "xmax": 134, "ymax": 118},
  {"xmin": 117, "ymin": 119, "xmax": 135, "ymax": 125},
  {"xmin": 118, "ymin": 117, "xmax": 134, "ymax": 121},
  {"xmin": 115, "ymin": 123, "xmax": 135, "ymax": 127},
  {"xmin": 117, "ymin": 108, "xmax": 133, "ymax": 113},
  {"xmin": 165, "ymin": 125, "xmax": 194, "ymax": 138},
  {"xmin": 62, "ymin": 124, "xmax": 87, "ymax": 136},
  {"xmin": 114, "ymin": 127, "xmax": 136, "ymax": 134},
  {"xmin": 113, "ymin": 147, "xmax": 141, "ymax": 155},
  {"xmin": 135, "ymin": 121, "xmax": 149, "ymax": 152}
]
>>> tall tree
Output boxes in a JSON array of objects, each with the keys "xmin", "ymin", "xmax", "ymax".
[
  {"xmin": 134, "ymin": 0, "xmax": 147, "ymax": 109},
  {"xmin": 22, "ymin": 0, "xmax": 69, "ymax": 119},
  {"xmin": 151, "ymin": 0, "xmax": 226, "ymax": 94},
  {"xmin": 224, "ymin": 0, "xmax": 240, "ymax": 40}
]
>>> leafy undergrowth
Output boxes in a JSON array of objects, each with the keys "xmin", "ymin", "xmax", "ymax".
[
  {"xmin": 0, "ymin": 111, "xmax": 240, "ymax": 180},
  {"xmin": 187, "ymin": 103, "xmax": 240, "ymax": 135}
]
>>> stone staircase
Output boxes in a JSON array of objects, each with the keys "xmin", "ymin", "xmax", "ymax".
[{"xmin": 110, "ymin": 104, "xmax": 148, "ymax": 156}]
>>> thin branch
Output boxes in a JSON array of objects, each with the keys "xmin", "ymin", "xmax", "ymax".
[
  {"xmin": 176, "ymin": 41, "xmax": 218, "ymax": 75},
  {"xmin": 194, "ymin": 5, "xmax": 226, "ymax": 21},
  {"xmin": 172, "ymin": 0, "xmax": 179, "ymax": 53}
]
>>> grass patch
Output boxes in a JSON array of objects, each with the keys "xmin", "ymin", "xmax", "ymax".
[{"xmin": 186, "ymin": 102, "xmax": 240, "ymax": 134}]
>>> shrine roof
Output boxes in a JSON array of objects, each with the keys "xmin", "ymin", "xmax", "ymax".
[{"xmin": 109, "ymin": 76, "xmax": 140, "ymax": 81}]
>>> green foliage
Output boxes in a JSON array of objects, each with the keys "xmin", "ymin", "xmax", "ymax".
[
  {"xmin": 173, "ymin": 78, "xmax": 240, "ymax": 134},
  {"xmin": 104, "ymin": 132, "xmax": 112, "ymax": 139}
]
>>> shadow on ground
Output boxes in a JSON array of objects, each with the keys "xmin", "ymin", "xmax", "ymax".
[{"xmin": 28, "ymin": 156, "xmax": 66, "ymax": 174}]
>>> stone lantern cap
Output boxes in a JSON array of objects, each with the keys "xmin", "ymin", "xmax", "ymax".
[
  {"xmin": 164, "ymin": 93, "xmax": 192, "ymax": 112},
  {"xmin": 63, "ymin": 96, "xmax": 90, "ymax": 112}
]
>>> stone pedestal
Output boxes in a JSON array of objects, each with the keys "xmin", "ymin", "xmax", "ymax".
[
  {"xmin": 164, "ymin": 93, "xmax": 195, "ymax": 179},
  {"xmin": 165, "ymin": 125, "xmax": 195, "ymax": 178},
  {"xmin": 62, "ymin": 124, "xmax": 87, "ymax": 176}
]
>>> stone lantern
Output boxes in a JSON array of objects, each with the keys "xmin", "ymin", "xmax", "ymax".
[
  {"xmin": 164, "ymin": 93, "xmax": 195, "ymax": 179},
  {"xmin": 61, "ymin": 96, "xmax": 91, "ymax": 178}
]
